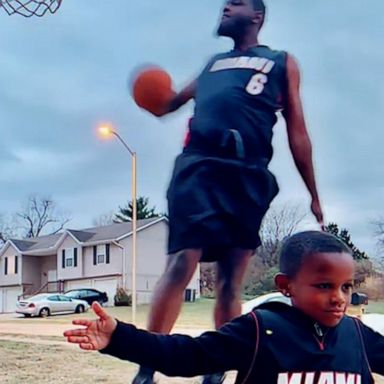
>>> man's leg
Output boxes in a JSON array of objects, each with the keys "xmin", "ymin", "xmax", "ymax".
[
  {"xmin": 214, "ymin": 248, "xmax": 253, "ymax": 329},
  {"xmin": 147, "ymin": 248, "xmax": 202, "ymax": 333},
  {"xmin": 202, "ymin": 248, "xmax": 253, "ymax": 384},
  {"xmin": 132, "ymin": 249, "xmax": 202, "ymax": 384}
]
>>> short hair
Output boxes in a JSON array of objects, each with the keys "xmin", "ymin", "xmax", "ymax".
[
  {"xmin": 252, "ymin": 0, "xmax": 265, "ymax": 13},
  {"xmin": 251, "ymin": 0, "xmax": 265, "ymax": 29},
  {"xmin": 279, "ymin": 231, "xmax": 352, "ymax": 277}
]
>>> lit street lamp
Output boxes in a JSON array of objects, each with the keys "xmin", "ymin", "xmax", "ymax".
[{"xmin": 98, "ymin": 124, "xmax": 137, "ymax": 323}]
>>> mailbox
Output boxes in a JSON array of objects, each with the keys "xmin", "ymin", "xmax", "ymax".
[{"xmin": 351, "ymin": 292, "xmax": 368, "ymax": 306}]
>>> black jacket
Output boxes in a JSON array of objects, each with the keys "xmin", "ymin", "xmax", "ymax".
[{"xmin": 101, "ymin": 303, "xmax": 384, "ymax": 384}]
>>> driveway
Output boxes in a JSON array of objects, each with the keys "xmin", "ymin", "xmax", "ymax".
[{"xmin": 0, "ymin": 312, "xmax": 206, "ymax": 339}]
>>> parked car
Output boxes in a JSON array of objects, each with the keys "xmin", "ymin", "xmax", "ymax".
[
  {"xmin": 242, "ymin": 292, "xmax": 291, "ymax": 314},
  {"xmin": 16, "ymin": 293, "xmax": 89, "ymax": 318},
  {"xmin": 64, "ymin": 288, "xmax": 108, "ymax": 306}
]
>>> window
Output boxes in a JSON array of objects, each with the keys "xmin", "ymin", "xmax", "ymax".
[
  {"xmin": 65, "ymin": 249, "xmax": 74, "ymax": 267},
  {"xmin": 93, "ymin": 244, "xmax": 110, "ymax": 265},
  {"xmin": 4, "ymin": 255, "xmax": 18, "ymax": 275},
  {"xmin": 62, "ymin": 248, "xmax": 78, "ymax": 269},
  {"xmin": 97, "ymin": 245, "xmax": 105, "ymax": 263},
  {"xmin": 59, "ymin": 295, "xmax": 71, "ymax": 302}
]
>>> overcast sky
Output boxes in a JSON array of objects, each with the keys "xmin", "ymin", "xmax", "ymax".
[{"xmin": 1, "ymin": 0, "xmax": 383, "ymax": 256}]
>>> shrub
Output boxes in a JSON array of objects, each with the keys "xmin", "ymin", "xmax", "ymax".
[{"xmin": 114, "ymin": 287, "xmax": 132, "ymax": 306}]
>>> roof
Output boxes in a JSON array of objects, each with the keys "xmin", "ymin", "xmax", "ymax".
[
  {"xmin": 10, "ymin": 239, "xmax": 37, "ymax": 252},
  {"xmin": 73, "ymin": 217, "xmax": 161, "ymax": 242},
  {"xmin": 1, "ymin": 217, "xmax": 167, "ymax": 257}
]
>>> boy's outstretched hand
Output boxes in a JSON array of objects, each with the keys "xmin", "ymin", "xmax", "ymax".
[{"xmin": 64, "ymin": 301, "xmax": 117, "ymax": 351}]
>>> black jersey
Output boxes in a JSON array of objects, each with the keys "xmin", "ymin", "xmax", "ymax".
[
  {"xmin": 166, "ymin": 46, "xmax": 285, "ymax": 256},
  {"xmin": 100, "ymin": 303, "xmax": 384, "ymax": 384},
  {"xmin": 188, "ymin": 45, "xmax": 287, "ymax": 163}
]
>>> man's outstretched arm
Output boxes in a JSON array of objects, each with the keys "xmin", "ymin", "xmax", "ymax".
[{"xmin": 282, "ymin": 54, "xmax": 324, "ymax": 227}]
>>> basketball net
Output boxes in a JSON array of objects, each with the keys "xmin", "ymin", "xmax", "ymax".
[{"xmin": 0, "ymin": 0, "xmax": 62, "ymax": 17}]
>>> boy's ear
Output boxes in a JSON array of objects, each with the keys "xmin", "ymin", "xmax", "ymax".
[
  {"xmin": 275, "ymin": 273, "xmax": 292, "ymax": 297},
  {"xmin": 252, "ymin": 11, "xmax": 264, "ymax": 25}
]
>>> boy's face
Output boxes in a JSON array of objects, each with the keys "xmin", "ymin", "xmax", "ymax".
[{"xmin": 289, "ymin": 252, "xmax": 354, "ymax": 327}]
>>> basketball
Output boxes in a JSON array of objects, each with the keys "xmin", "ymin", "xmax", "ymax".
[{"xmin": 131, "ymin": 67, "xmax": 175, "ymax": 116}]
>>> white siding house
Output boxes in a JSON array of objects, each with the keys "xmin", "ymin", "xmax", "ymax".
[{"xmin": 0, "ymin": 217, "xmax": 200, "ymax": 313}]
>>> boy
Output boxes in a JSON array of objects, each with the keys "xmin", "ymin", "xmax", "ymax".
[{"xmin": 64, "ymin": 231, "xmax": 384, "ymax": 384}]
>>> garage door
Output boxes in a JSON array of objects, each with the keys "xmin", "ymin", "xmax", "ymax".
[
  {"xmin": 65, "ymin": 278, "xmax": 117, "ymax": 307},
  {"xmin": 0, "ymin": 287, "xmax": 22, "ymax": 313},
  {"xmin": 65, "ymin": 280, "xmax": 92, "ymax": 292},
  {"xmin": 93, "ymin": 278, "xmax": 117, "ymax": 307}
]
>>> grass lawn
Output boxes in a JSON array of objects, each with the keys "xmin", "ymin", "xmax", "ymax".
[
  {"xmin": 365, "ymin": 300, "xmax": 384, "ymax": 314},
  {"xmin": 0, "ymin": 339, "xmax": 205, "ymax": 384},
  {"xmin": 0, "ymin": 298, "xmax": 220, "ymax": 384},
  {"xmin": 1, "ymin": 297, "xmax": 384, "ymax": 383}
]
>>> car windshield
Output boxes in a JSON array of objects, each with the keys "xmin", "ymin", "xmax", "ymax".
[{"xmin": 64, "ymin": 291, "xmax": 79, "ymax": 298}]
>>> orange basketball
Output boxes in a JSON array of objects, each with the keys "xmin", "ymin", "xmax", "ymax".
[{"xmin": 132, "ymin": 67, "xmax": 175, "ymax": 116}]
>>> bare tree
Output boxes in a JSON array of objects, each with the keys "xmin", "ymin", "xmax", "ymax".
[
  {"xmin": 371, "ymin": 216, "xmax": 384, "ymax": 274},
  {"xmin": 92, "ymin": 211, "xmax": 115, "ymax": 227},
  {"xmin": 0, "ymin": 214, "xmax": 19, "ymax": 246},
  {"xmin": 200, "ymin": 201, "xmax": 309, "ymax": 297},
  {"xmin": 257, "ymin": 202, "xmax": 309, "ymax": 268},
  {"xmin": 241, "ymin": 202, "xmax": 309, "ymax": 296},
  {"xmin": 17, "ymin": 195, "xmax": 71, "ymax": 238},
  {"xmin": 373, "ymin": 216, "xmax": 384, "ymax": 253}
]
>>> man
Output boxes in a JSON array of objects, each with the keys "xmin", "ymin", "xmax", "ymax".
[{"xmin": 133, "ymin": 1, "xmax": 323, "ymax": 383}]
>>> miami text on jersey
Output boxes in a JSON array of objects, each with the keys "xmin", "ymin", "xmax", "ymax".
[
  {"xmin": 278, "ymin": 372, "xmax": 362, "ymax": 384},
  {"xmin": 209, "ymin": 56, "xmax": 275, "ymax": 74}
]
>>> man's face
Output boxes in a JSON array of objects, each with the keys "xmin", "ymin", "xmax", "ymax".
[
  {"xmin": 288, "ymin": 252, "xmax": 355, "ymax": 327},
  {"xmin": 217, "ymin": 0, "xmax": 257, "ymax": 38}
]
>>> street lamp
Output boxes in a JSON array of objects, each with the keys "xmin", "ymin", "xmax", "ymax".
[{"xmin": 98, "ymin": 124, "xmax": 137, "ymax": 323}]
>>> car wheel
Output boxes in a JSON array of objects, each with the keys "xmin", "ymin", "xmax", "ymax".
[
  {"xmin": 75, "ymin": 305, "xmax": 84, "ymax": 314},
  {"xmin": 39, "ymin": 308, "xmax": 50, "ymax": 318}
]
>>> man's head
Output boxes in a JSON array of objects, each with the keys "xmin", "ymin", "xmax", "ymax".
[
  {"xmin": 217, "ymin": 0, "xmax": 266, "ymax": 39},
  {"xmin": 275, "ymin": 231, "xmax": 355, "ymax": 327}
]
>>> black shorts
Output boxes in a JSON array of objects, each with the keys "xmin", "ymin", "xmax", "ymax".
[{"xmin": 166, "ymin": 152, "xmax": 279, "ymax": 262}]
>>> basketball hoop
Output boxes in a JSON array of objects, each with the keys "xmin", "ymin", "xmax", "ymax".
[{"xmin": 0, "ymin": 0, "xmax": 62, "ymax": 17}]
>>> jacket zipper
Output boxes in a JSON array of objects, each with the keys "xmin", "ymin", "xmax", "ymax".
[{"xmin": 313, "ymin": 322, "xmax": 327, "ymax": 351}]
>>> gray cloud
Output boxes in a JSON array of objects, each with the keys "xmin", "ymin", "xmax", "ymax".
[{"xmin": 1, "ymin": 0, "xmax": 383, "ymax": 257}]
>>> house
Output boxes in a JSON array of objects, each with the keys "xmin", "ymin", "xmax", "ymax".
[{"xmin": 0, "ymin": 217, "xmax": 200, "ymax": 313}]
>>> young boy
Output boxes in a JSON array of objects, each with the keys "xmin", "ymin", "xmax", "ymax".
[{"xmin": 64, "ymin": 231, "xmax": 384, "ymax": 384}]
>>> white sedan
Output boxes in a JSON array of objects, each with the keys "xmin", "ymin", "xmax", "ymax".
[
  {"xmin": 16, "ymin": 293, "xmax": 90, "ymax": 317},
  {"xmin": 242, "ymin": 292, "xmax": 291, "ymax": 314}
]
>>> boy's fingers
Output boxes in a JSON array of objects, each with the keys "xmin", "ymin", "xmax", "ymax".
[
  {"xmin": 80, "ymin": 342, "xmax": 96, "ymax": 351},
  {"xmin": 92, "ymin": 301, "xmax": 109, "ymax": 320},
  {"xmin": 72, "ymin": 319, "xmax": 92, "ymax": 327},
  {"xmin": 63, "ymin": 328, "xmax": 88, "ymax": 337},
  {"xmin": 66, "ymin": 335, "xmax": 90, "ymax": 344}
]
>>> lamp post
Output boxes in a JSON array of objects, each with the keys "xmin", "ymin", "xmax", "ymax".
[{"xmin": 98, "ymin": 124, "xmax": 137, "ymax": 323}]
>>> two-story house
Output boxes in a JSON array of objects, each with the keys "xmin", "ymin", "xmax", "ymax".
[{"xmin": 0, "ymin": 217, "xmax": 200, "ymax": 313}]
